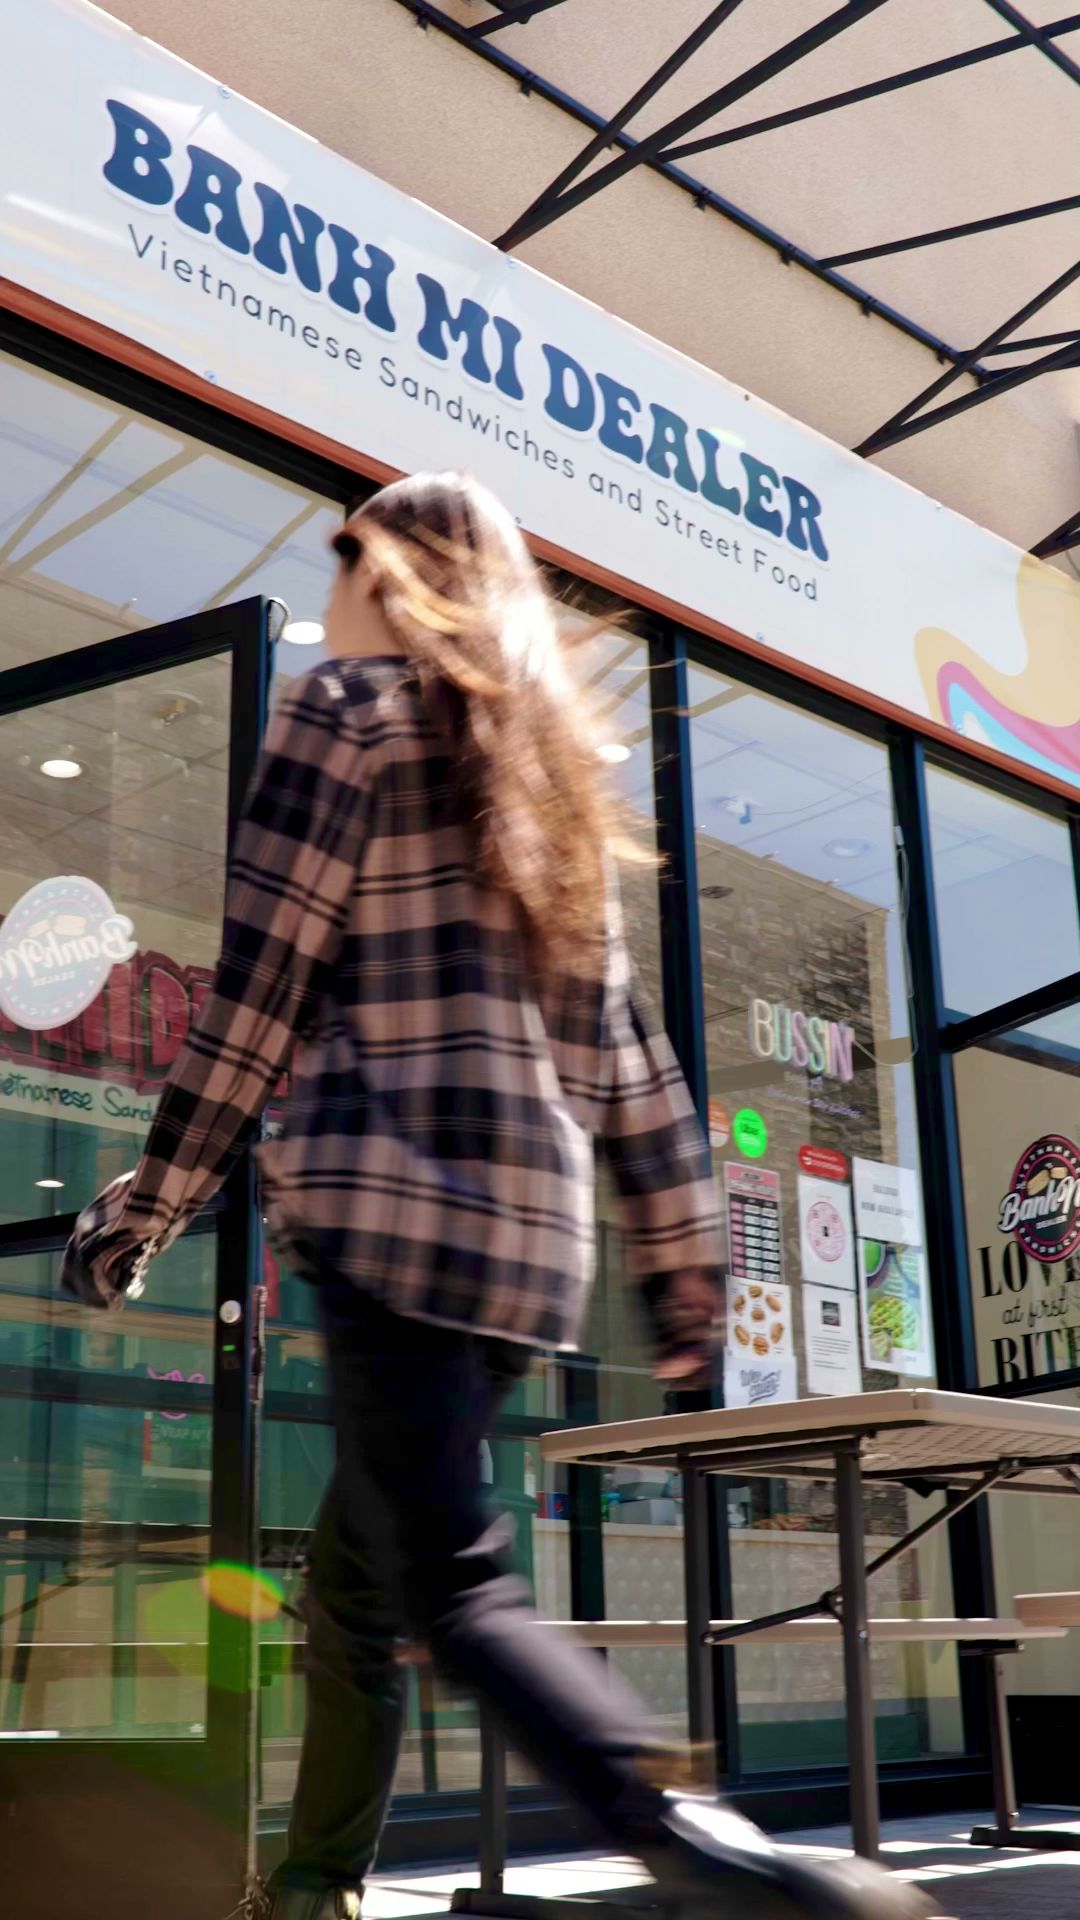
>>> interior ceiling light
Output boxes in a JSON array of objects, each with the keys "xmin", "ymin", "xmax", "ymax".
[
  {"xmin": 281, "ymin": 619, "xmax": 325, "ymax": 647},
  {"xmin": 35, "ymin": 1178, "xmax": 64, "ymax": 1190},
  {"xmin": 824, "ymin": 838, "xmax": 871, "ymax": 859},
  {"xmin": 40, "ymin": 757, "xmax": 83, "ymax": 780},
  {"xmin": 597, "ymin": 742, "xmax": 631, "ymax": 763}
]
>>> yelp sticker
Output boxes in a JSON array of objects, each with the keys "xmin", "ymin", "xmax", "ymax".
[{"xmin": 0, "ymin": 876, "xmax": 137, "ymax": 1031}]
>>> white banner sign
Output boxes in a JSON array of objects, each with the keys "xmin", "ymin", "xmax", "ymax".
[
  {"xmin": 4, "ymin": 1, "xmax": 1080, "ymax": 787},
  {"xmin": 0, "ymin": 1057, "xmax": 157, "ymax": 1132}
]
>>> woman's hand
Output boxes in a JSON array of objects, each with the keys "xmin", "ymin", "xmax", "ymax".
[{"xmin": 59, "ymin": 1173, "xmax": 153, "ymax": 1312}]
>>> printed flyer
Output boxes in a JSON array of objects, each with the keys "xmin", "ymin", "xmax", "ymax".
[
  {"xmin": 728, "ymin": 1279, "xmax": 793, "ymax": 1365},
  {"xmin": 858, "ymin": 1238, "xmax": 933, "ymax": 1377},
  {"xmin": 852, "ymin": 1157, "xmax": 922, "ymax": 1247},
  {"xmin": 803, "ymin": 1283, "xmax": 861, "ymax": 1396},
  {"xmin": 724, "ymin": 1162, "xmax": 784, "ymax": 1288},
  {"xmin": 798, "ymin": 1175, "xmax": 856, "ymax": 1293}
]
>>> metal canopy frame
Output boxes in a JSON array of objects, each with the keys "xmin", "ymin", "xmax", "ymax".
[{"xmin": 401, "ymin": 0, "xmax": 1080, "ymax": 554}]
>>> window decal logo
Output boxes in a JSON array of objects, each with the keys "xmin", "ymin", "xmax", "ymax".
[
  {"xmin": 0, "ymin": 877, "xmax": 137, "ymax": 1031},
  {"xmin": 997, "ymin": 1135, "xmax": 1080, "ymax": 1265}
]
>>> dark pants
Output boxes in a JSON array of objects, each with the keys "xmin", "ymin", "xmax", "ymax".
[{"xmin": 272, "ymin": 1281, "xmax": 656, "ymax": 1895}]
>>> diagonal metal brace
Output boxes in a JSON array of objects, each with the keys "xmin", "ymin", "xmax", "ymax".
[{"xmin": 703, "ymin": 1466, "xmax": 1009, "ymax": 1647}]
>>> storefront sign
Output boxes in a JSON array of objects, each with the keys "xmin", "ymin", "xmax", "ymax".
[
  {"xmin": 723, "ymin": 1349, "xmax": 798, "ymax": 1411},
  {"xmin": 0, "ymin": 942, "xmax": 214, "ymax": 1089},
  {"xmin": 749, "ymin": 1000, "xmax": 855, "ymax": 1083},
  {"xmin": 798, "ymin": 1144, "xmax": 848, "ymax": 1182},
  {"xmin": 997, "ymin": 1134, "xmax": 1080, "ymax": 1264},
  {"xmin": 0, "ymin": 877, "xmax": 136, "ymax": 1032},
  {"xmin": 0, "ymin": 1058, "xmax": 156, "ymax": 1132},
  {"xmin": 5, "ymin": 2, "xmax": 1080, "ymax": 788},
  {"xmin": 977, "ymin": 1131, "xmax": 1080, "ymax": 1388}
]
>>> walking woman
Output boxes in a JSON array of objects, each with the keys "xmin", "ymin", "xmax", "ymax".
[{"xmin": 64, "ymin": 474, "xmax": 934, "ymax": 1920}]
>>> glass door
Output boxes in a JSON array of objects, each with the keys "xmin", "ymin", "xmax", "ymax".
[{"xmin": 0, "ymin": 601, "xmax": 270, "ymax": 1920}]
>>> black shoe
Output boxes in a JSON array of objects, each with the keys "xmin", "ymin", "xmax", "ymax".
[
  {"xmin": 645, "ymin": 1794, "xmax": 943, "ymax": 1920},
  {"xmin": 264, "ymin": 1889, "xmax": 362, "ymax": 1920}
]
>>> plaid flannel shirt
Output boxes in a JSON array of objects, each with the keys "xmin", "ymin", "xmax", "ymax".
[{"xmin": 66, "ymin": 660, "xmax": 723, "ymax": 1347}]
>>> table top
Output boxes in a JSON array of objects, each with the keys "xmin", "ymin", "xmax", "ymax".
[{"xmin": 540, "ymin": 1387, "xmax": 1080, "ymax": 1486}]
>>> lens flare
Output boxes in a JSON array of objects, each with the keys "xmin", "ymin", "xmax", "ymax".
[{"xmin": 201, "ymin": 1561, "xmax": 285, "ymax": 1622}]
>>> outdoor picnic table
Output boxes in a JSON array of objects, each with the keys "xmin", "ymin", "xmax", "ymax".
[{"xmin": 540, "ymin": 1387, "xmax": 1080, "ymax": 1863}]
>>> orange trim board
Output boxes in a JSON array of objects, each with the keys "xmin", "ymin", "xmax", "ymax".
[{"xmin": 3, "ymin": 277, "xmax": 1074, "ymax": 808}]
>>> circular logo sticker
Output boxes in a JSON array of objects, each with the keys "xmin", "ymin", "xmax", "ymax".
[
  {"xmin": 998, "ymin": 1134, "xmax": 1080, "ymax": 1264},
  {"xmin": 0, "ymin": 876, "xmax": 137, "ymax": 1031},
  {"xmin": 708, "ymin": 1100, "xmax": 731, "ymax": 1148},
  {"xmin": 806, "ymin": 1197, "xmax": 846, "ymax": 1262},
  {"xmin": 733, "ymin": 1107, "xmax": 768, "ymax": 1160}
]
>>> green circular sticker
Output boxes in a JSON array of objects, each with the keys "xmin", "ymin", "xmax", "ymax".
[{"xmin": 733, "ymin": 1107, "xmax": 768, "ymax": 1159}]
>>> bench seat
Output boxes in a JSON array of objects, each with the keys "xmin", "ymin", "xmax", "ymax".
[
  {"xmin": 547, "ymin": 1616, "xmax": 1065, "ymax": 1647},
  {"xmin": 1015, "ymin": 1591, "xmax": 1080, "ymax": 1627}
]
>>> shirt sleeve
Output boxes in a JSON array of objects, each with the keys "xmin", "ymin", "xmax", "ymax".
[
  {"xmin": 112, "ymin": 668, "xmax": 376, "ymax": 1248},
  {"xmin": 597, "ymin": 936, "xmax": 725, "ymax": 1278}
]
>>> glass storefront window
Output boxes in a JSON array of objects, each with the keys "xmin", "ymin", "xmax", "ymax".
[
  {"xmin": 990, "ymin": 1381, "xmax": 1080, "ymax": 1727},
  {"xmin": 0, "ymin": 1247, "xmax": 214, "ymax": 1737},
  {"xmin": 956, "ymin": 1034, "xmax": 1080, "ymax": 1393},
  {"xmin": 925, "ymin": 765, "xmax": 1080, "ymax": 1018},
  {"xmin": 688, "ymin": 662, "xmax": 929, "ymax": 1400},
  {"xmin": 0, "ymin": 660, "xmax": 233, "ymax": 1222},
  {"xmin": 686, "ymin": 662, "xmax": 959, "ymax": 1769},
  {"xmin": 0, "ymin": 346, "xmax": 339, "ymax": 676}
]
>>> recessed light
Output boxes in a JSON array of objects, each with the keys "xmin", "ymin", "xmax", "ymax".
[
  {"xmin": 280, "ymin": 620, "xmax": 325, "ymax": 647},
  {"xmin": 824, "ymin": 838, "xmax": 871, "ymax": 860},
  {"xmin": 35, "ymin": 1178, "xmax": 64, "ymax": 1190},
  {"xmin": 597, "ymin": 742, "xmax": 631, "ymax": 763},
  {"xmin": 40, "ymin": 757, "xmax": 83, "ymax": 780}
]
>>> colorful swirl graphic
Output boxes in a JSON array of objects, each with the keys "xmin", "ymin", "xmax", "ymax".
[{"xmin": 916, "ymin": 555, "xmax": 1080, "ymax": 783}]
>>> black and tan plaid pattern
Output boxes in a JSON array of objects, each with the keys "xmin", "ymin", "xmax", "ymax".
[{"xmin": 63, "ymin": 660, "xmax": 722, "ymax": 1346}]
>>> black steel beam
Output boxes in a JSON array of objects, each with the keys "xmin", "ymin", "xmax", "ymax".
[
  {"xmin": 856, "ymin": 254, "xmax": 1080, "ymax": 455},
  {"xmin": 399, "ymin": 0, "xmax": 976, "ymax": 375},
  {"xmin": 822, "ymin": 189, "xmax": 1080, "ymax": 271},
  {"xmin": 494, "ymin": 0, "xmax": 747, "ymax": 236},
  {"xmin": 493, "ymin": 0, "xmax": 894, "ymax": 252},
  {"xmin": 859, "ymin": 333, "xmax": 1080, "ymax": 455},
  {"xmin": 469, "ymin": 0, "xmax": 570, "ymax": 37},
  {"xmin": 983, "ymin": 328, "xmax": 1080, "ymax": 353},
  {"xmin": 942, "ymin": 970, "xmax": 1080, "ymax": 1052},
  {"xmin": 662, "ymin": 13, "xmax": 1080, "ymax": 162},
  {"xmin": 1033, "ymin": 507, "xmax": 1080, "ymax": 556},
  {"xmin": 981, "ymin": 0, "xmax": 1080, "ymax": 89}
]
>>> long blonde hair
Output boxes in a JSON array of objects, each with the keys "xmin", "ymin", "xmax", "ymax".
[{"xmin": 335, "ymin": 472, "xmax": 648, "ymax": 977}]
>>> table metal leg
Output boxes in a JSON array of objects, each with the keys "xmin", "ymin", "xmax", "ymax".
[
  {"xmin": 479, "ymin": 1706, "xmax": 507, "ymax": 1895},
  {"xmin": 835, "ymin": 1446, "xmax": 879, "ymax": 1862},
  {"xmin": 681, "ymin": 1464, "xmax": 716, "ymax": 1784}
]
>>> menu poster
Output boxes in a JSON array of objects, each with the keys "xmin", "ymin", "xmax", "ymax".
[
  {"xmin": 803, "ymin": 1283, "xmax": 861, "ymax": 1396},
  {"xmin": 798, "ymin": 1176, "xmax": 856, "ymax": 1293},
  {"xmin": 724, "ymin": 1162, "xmax": 784, "ymax": 1288},
  {"xmin": 723, "ymin": 1350, "xmax": 798, "ymax": 1411},
  {"xmin": 852, "ymin": 1158, "xmax": 921, "ymax": 1248},
  {"xmin": 728, "ymin": 1278, "xmax": 793, "ymax": 1364},
  {"xmin": 858, "ymin": 1239, "xmax": 933, "ymax": 1377}
]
